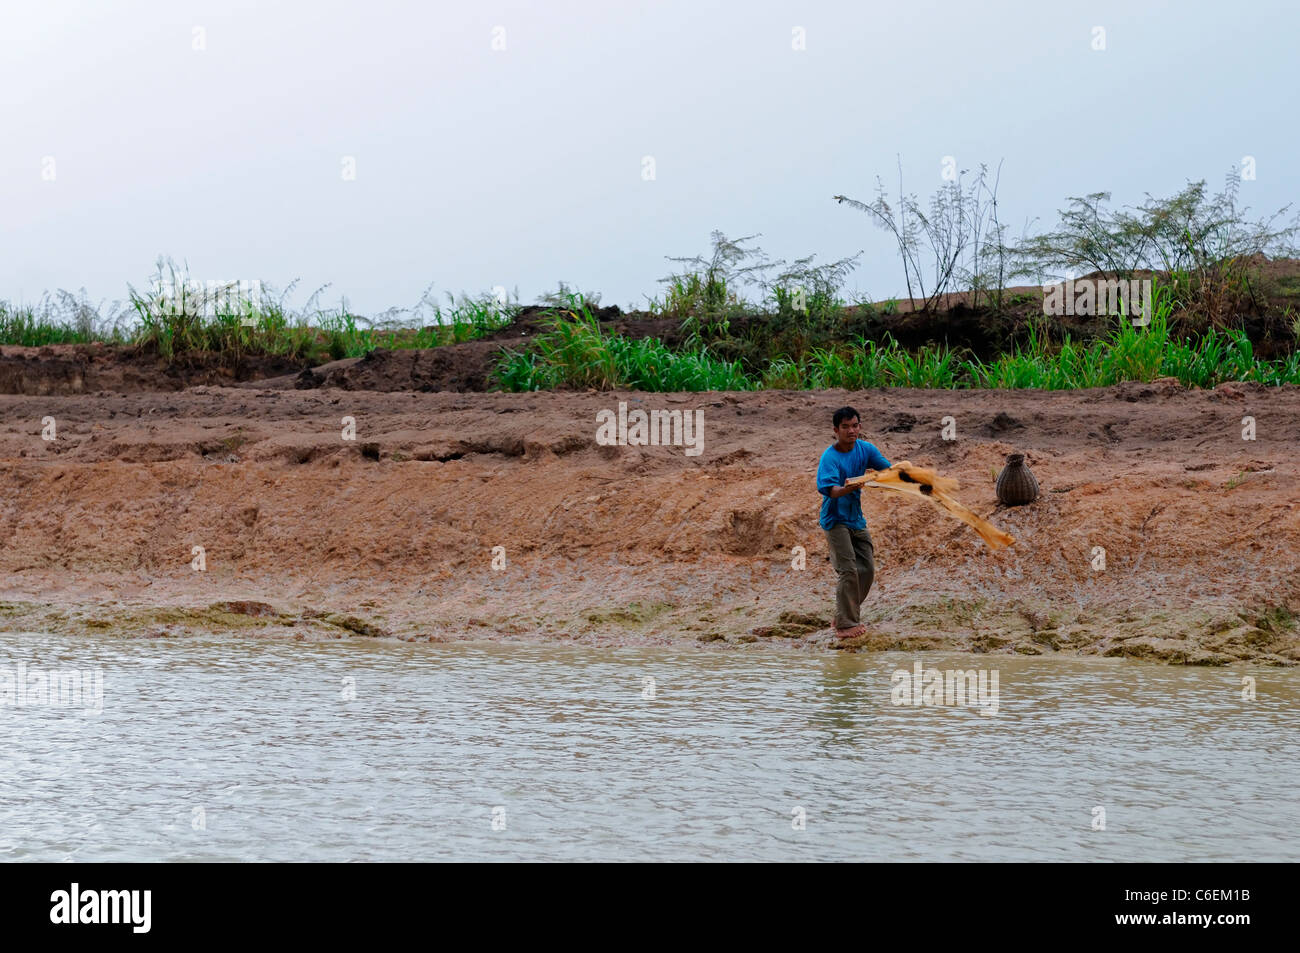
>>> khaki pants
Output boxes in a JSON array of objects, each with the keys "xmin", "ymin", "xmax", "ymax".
[{"xmin": 825, "ymin": 524, "xmax": 875, "ymax": 629}]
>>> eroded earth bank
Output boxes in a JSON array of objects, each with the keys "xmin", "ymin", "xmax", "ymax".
[{"xmin": 1, "ymin": 378, "xmax": 1297, "ymax": 664}]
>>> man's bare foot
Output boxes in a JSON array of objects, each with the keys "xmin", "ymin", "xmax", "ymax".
[{"xmin": 835, "ymin": 624, "xmax": 867, "ymax": 639}]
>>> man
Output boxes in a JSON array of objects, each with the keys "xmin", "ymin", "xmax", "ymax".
[{"xmin": 816, "ymin": 406, "xmax": 891, "ymax": 639}]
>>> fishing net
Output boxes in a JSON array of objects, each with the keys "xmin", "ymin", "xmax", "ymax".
[{"xmin": 846, "ymin": 461, "xmax": 1015, "ymax": 550}]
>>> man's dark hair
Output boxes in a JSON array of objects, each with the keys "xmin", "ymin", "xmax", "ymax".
[{"xmin": 832, "ymin": 406, "xmax": 860, "ymax": 428}]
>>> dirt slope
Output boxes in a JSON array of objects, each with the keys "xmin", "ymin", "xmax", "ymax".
[{"xmin": 2, "ymin": 380, "xmax": 1297, "ymax": 663}]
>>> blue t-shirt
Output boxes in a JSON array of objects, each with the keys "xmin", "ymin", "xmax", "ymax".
[{"xmin": 816, "ymin": 439, "xmax": 891, "ymax": 530}]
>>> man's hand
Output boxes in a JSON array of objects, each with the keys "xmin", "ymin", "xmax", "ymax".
[
  {"xmin": 830, "ymin": 470, "xmax": 877, "ymax": 498},
  {"xmin": 834, "ymin": 470, "xmax": 879, "ymax": 496}
]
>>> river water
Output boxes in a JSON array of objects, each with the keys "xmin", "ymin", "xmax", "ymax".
[{"xmin": 1, "ymin": 629, "xmax": 1295, "ymax": 862}]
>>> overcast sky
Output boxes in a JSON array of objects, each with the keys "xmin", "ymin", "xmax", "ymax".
[{"xmin": 3, "ymin": 0, "xmax": 1295, "ymax": 319}]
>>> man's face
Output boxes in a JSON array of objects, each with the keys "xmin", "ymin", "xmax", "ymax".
[{"xmin": 834, "ymin": 416, "xmax": 860, "ymax": 444}]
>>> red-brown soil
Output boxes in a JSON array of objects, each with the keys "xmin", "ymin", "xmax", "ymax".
[
  {"xmin": 2, "ymin": 379, "xmax": 1297, "ymax": 664},
  {"xmin": 0, "ymin": 343, "xmax": 305, "ymax": 395}
]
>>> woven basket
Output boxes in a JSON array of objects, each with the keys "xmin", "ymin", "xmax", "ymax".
[{"xmin": 995, "ymin": 453, "xmax": 1039, "ymax": 506}]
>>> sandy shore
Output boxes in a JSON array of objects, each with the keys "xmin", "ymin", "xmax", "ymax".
[{"xmin": 1, "ymin": 379, "xmax": 1297, "ymax": 664}]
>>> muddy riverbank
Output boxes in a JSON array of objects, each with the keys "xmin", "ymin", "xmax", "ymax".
[{"xmin": 2, "ymin": 379, "xmax": 1297, "ymax": 663}]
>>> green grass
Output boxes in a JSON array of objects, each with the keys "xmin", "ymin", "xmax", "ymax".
[
  {"xmin": 0, "ymin": 302, "xmax": 96, "ymax": 346},
  {"xmin": 960, "ymin": 308, "xmax": 1300, "ymax": 390},
  {"xmin": 0, "ymin": 291, "xmax": 135, "ymax": 347},
  {"xmin": 496, "ymin": 298, "xmax": 752, "ymax": 392},
  {"xmin": 1, "ymin": 261, "xmax": 518, "ymax": 364},
  {"xmin": 6, "ymin": 265, "xmax": 1297, "ymax": 392},
  {"xmin": 496, "ymin": 293, "xmax": 1300, "ymax": 392},
  {"xmin": 128, "ymin": 263, "xmax": 520, "ymax": 364}
]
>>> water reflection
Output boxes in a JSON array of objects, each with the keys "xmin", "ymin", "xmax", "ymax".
[
  {"xmin": 813, "ymin": 656, "xmax": 874, "ymax": 743},
  {"xmin": 0, "ymin": 631, "xmax": 1295, "ymax": 861}
]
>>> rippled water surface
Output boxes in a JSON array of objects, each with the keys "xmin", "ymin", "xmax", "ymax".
[{"xmin": 1, "ymin": 630, "xmax": 1296, "ymax": 861}]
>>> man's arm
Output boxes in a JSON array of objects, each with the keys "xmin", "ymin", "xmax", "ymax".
[
  {"xmin": 865, "ymin": 442, "xmax": 891, "ymax": 471},
  {"xmin": 832, "ymin": 442, "xmax": 890, "ymax": 494},
  {"xmin": 841, "ymin": 470, "xmax": 881, "ymax": 492},
  {"xmin": 817, "ymin": 453, "xmax": 851, "ymax": 499}
]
